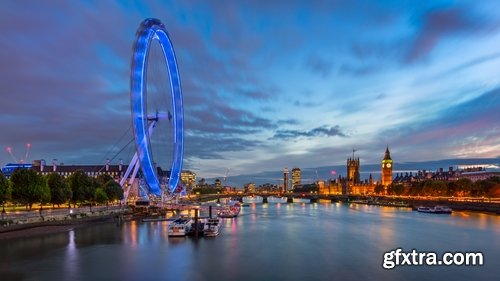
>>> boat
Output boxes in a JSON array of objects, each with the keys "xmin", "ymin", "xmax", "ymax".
[
  {"xmin": 204, "ymin": 217, "xmax": 222, "ymax": 237},
  {"xmin": 417, "ymin": 205, "xmax": 452, "ymax": 214},
  {"xmin": 218, "ymin": 202, "xmax": 241, "ymax": 218},
  {"xmin": 242, "ymin": 195, "xmax": 263, "ymax": 204},
  {"xmin": 167, "ymin": 216, "xmax": 192, "ymax": 237},
  {"xmin": 292, "ymin": 197, "xmax": 311, "ymax": 203},
  {"xmin": 267, "ymin": 196, "xmax": 288, "ymax": 203}
]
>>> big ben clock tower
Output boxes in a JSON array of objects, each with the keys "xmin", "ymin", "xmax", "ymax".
[{"xmin": 381, "ymin": 146, "xmax": 393, "ymax": 186}]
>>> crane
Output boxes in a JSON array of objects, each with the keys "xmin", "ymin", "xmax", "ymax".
[
  {"xmin": 5, "ymin": 143, "xmax": 31, "ymax": 163},
  {"xmin": 223, "ymin": 168, "xmax": 231, "ymax": 186}
]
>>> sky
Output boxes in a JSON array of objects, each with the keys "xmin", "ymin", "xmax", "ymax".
[{"xmin": 1, "ymin": 0, "xmax": 500, "ymax": 181}]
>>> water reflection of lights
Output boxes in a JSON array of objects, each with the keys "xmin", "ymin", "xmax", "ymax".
[
  {"xmin": 64, "ymin": 230, "xmax": 79, "ymax": 280},
  {"xmin": 161, "ymin": 222, "xmax": 168, "ymax": 241},
  {"xmin": 222, "ymin": 218, "xmax": 238, "ymax": 233},
  {"xmin": 129, "ymin": 221, "xmax": 138, "ymax": 248}
]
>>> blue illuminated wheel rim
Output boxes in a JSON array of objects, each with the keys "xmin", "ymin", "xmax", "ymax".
[{"xmin": 131, "ymin": 18, "xmax": 184, "ymax": 196}]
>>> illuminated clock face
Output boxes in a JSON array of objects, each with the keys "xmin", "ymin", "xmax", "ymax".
[{"xmin": 387, "ymin": 163, "xmax": 392, "ymax": 168}]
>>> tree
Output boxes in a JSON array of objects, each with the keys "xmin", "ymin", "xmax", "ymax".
[
  {"xmin": 96, "ymin": 174, "xmax": 113, "ymax": 186},
  {"xmin": 0, "ymin": 172, "xmax": 10, "ymax": 215},
  {"xmin": 94, "ymin": 188, "xmax": 108, "ymax": 205},
  {"xmin": 454, "ymin": 178, "xmax": 473, "ymax": 197},
  {"xmin": 374, "ymin": 184, "xmax": 385, "ymax": 195},
  {"xmin": 104, "ymin": 180, "xmax": 123, "ymax": 202},
  {"xmin": 422, "ymin": 180, "xmax": 447, "ymax": 196},
  {"xmin": 10, "ymin": 169, "xmax": 50, "ymax": 210},
  {"xmin": 47, "ymin": 173, "xmax": 72, "ymax": 207},
  {"xmin": 390, "ymin": 184, "xmax": 405, "ymax": 196},
  {"xmin": 67, "ymin": 170, "xmax": 94, "ymax": 207}
]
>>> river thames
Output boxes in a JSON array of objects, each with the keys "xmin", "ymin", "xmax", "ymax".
[{"xmin": 0, "ymin": 203, "xmax": 498, "ymax": 281}]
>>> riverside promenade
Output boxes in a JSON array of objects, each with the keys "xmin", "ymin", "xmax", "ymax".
[{"xmin": 0, "ymin": 205, "xmax": 131, "ymax": 239}]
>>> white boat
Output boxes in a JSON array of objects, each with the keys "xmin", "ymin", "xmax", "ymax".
[
  {"xmin": 205, "ymin": 217, "xmax": 221, "ymax": 237},
  {"xmin": 218, "ymin": 202, "xmax": 241, "ymax": 218},
  {"xmin": 267, "ymin": 196, "xmax": 288, "ymax": 203},
  {"xmin": 292, "ymin": 197, "xmax": 311, "ymax": 203},
  {"xmin": 168, "ymin": 216, "xmax": 192, "ymax": 237},
  {"xmin": 242, "ymin": 195, "xmax": 264, "ymax": 204},
  {"xmin": 417, "ymin": 205, "xmax": 452, "ymax": 214}
]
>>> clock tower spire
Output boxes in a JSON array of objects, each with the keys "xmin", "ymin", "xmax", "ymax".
[{"xmin": 381, "ymin": 145, "xmax": 393, "ymax": 186}]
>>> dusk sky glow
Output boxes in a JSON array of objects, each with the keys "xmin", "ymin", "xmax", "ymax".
[{"xmin": 1, "ymin": 0, "xmax": 499, "ymax": 179}]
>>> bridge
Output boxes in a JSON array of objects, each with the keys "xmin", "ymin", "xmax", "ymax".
[{"xmin": 191, "ymin": 193, "xmax": 348, "ymax": 203}]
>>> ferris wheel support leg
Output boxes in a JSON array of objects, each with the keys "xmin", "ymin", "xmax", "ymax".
[
  {"xmin": 125, "ymin": 159, "xmax": 142, "ymax": 201},
  {"xmin": 120, "ymin": 152, "xmax": 138, "ymax": 187},
  {"xmin": 120, "ymin": 153, "xmax": 140, "ymax": 203}
]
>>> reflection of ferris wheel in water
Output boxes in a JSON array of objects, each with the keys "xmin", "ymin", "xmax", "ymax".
[{"xmin": 120, "ymin": 18, "xmax": 184, "ymax": 202}]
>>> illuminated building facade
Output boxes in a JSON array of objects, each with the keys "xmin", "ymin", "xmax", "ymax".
[
  {"xmin": 292, "ymin": 167, "xmax": 301, "ymax": 188},
  {"xmin": 181, "ymin": 170, "xmax": 196, "ymax": 189},
  {"xmin": 347, "ymin": 157, "xmax": 360, "ymax": 185},
  {"xmin": 381, "ymin": 146, "xmax": 393, "ymax": 186},
  {"xmin": 283, "ymin": 167, "xmax": 289, "ymax": 193}
]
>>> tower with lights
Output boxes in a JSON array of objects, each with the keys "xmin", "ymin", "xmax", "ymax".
[{"xmin": 381, "ymin": 146, "xmax": 393, "ymax": 186}]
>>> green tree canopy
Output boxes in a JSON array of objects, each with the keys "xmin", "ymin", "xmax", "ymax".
[
  {"xmin": 10, "ymin": 169, "xmax": 50, "ymax": 209},
  {"xmin": 374, "ymin": 184, "xmax": 385, "ymax": 194},
  {"xmin": 47, "ymin": 173, "xmax": 72, "ymax": 206},
  {"xmin": 67, "ymin": 170, "xmax": 94, "ymax": 204},
  {"xmin": 454, "ymin": 178, "xmax": 473, "ymax": 197},
  {"xmin": 94, "ymin": 188, "xmax": 108, "ymax": 204},
  {"xmin": 96, "ymin": 174, "xmax": 114, "ymax": 186},
  {"xmin": 0, "ymin": 172, "xmax": 10, "ymax": 208},
  {"xmin": 104, "ymin": 180, "xmax": 123, "ymax": 202},
  {"xmin": 388, "ymin": 184, "xmax": 405, "ymax": 196}
]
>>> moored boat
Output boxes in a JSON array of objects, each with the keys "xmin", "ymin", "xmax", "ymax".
[
  {"xmin": 218, "ymin": 202, "xmax": 241, "ymax": 218},
  {"xmin": 205, "ymin": 217, "xmax": 222, "ymax": 237},
  {"xmin": 417, "ymin": 205, "xmax": 452, "ymax": 214},
  {"xmin": 167, "ymin": 216, "xmax": 192, "ymax": 237},
  {"xmin": 267, "ymin": 195, "xmax": 288, "ymax": 203}
]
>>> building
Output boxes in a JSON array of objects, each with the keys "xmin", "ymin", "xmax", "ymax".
[
  {"xmin": 180, "ymin": 170, "xmax": 196, "ymax": 189},
  {"xmin": 31, "ymin": 159, "xmax": 127, "ymax": 180},
  {"xmin": 283, "ymin": 167, "xmax": 289, "ymax": 193},
  {"xmin": 392, "ymin": 166, "xmax": 500, "ymax": 185},
  {"xmin": 214, "ymin": 178, "xmax": 222, "ymax": 188},
  {"xmin": 291, "ymin": 167, "xmax": 301, "ymax": 188},
  {"xmin": 316, "ymin": 180, "xmax": 326, "ymax": 194},
  {"xmin": 327, "ymin": 152, "xmax": 375, "ymax": 195},
  {"xmin": 381, "ymin": 146, "xmax": 393, "ymax": 186},
  {"xmin": 244, "ymin": 182, "xmax": 256, "ymax": 193},
  {"xmin": 347, "ymin": 157, "xmax": 360, "ymax": 185}
]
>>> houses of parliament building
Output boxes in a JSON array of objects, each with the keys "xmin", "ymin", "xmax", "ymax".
[{"xmin": 319, "ymin": 146, "xmax": 393, "ymax": 195}]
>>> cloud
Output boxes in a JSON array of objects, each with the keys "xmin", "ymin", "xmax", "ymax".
[
  {"xmin": 339, "ymin": 63, "xmax": 378, "ymax": 76},
  {"xmin": 277, "ymin": 119, "xmax": 300, "ymax": 126},
  {"xmin": 304, "ymin": 55, "xmax": 333, "ymax": 78},
  {"xmin": 405, "ymin": 7, "xmax": 497, "ymax": 64},
  {"xmin": 184, "ymin": 135, "xmax": 264, "ymax": 160},
  {"xmin": 376, "ymin": 87, "xmax": 500, "ymax": 160},
  {"xmin": 271, "ymin": 125, "xmax": 347, "ymax": 140}
]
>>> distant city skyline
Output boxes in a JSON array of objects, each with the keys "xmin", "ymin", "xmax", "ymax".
[
  {"xmin": 214, "ymin": 157, "xmax": 500, "ymax": 187},
  {"xmin": 1, "ymin": 1, "xmax": 500, "ymax": 179}
]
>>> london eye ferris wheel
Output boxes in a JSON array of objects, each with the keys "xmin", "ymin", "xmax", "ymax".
[{"xmin": 120, "ymin": 18, "xmax": 184, "ymax": 201}]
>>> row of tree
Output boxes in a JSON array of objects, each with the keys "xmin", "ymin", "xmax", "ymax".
[
  {"xmin": 374, "ymin": 177, "xmax": 500, "ymax": 197},
  {"xmin": 0, "ymin": 169, "xmax": 123, "ymax": 211}
]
